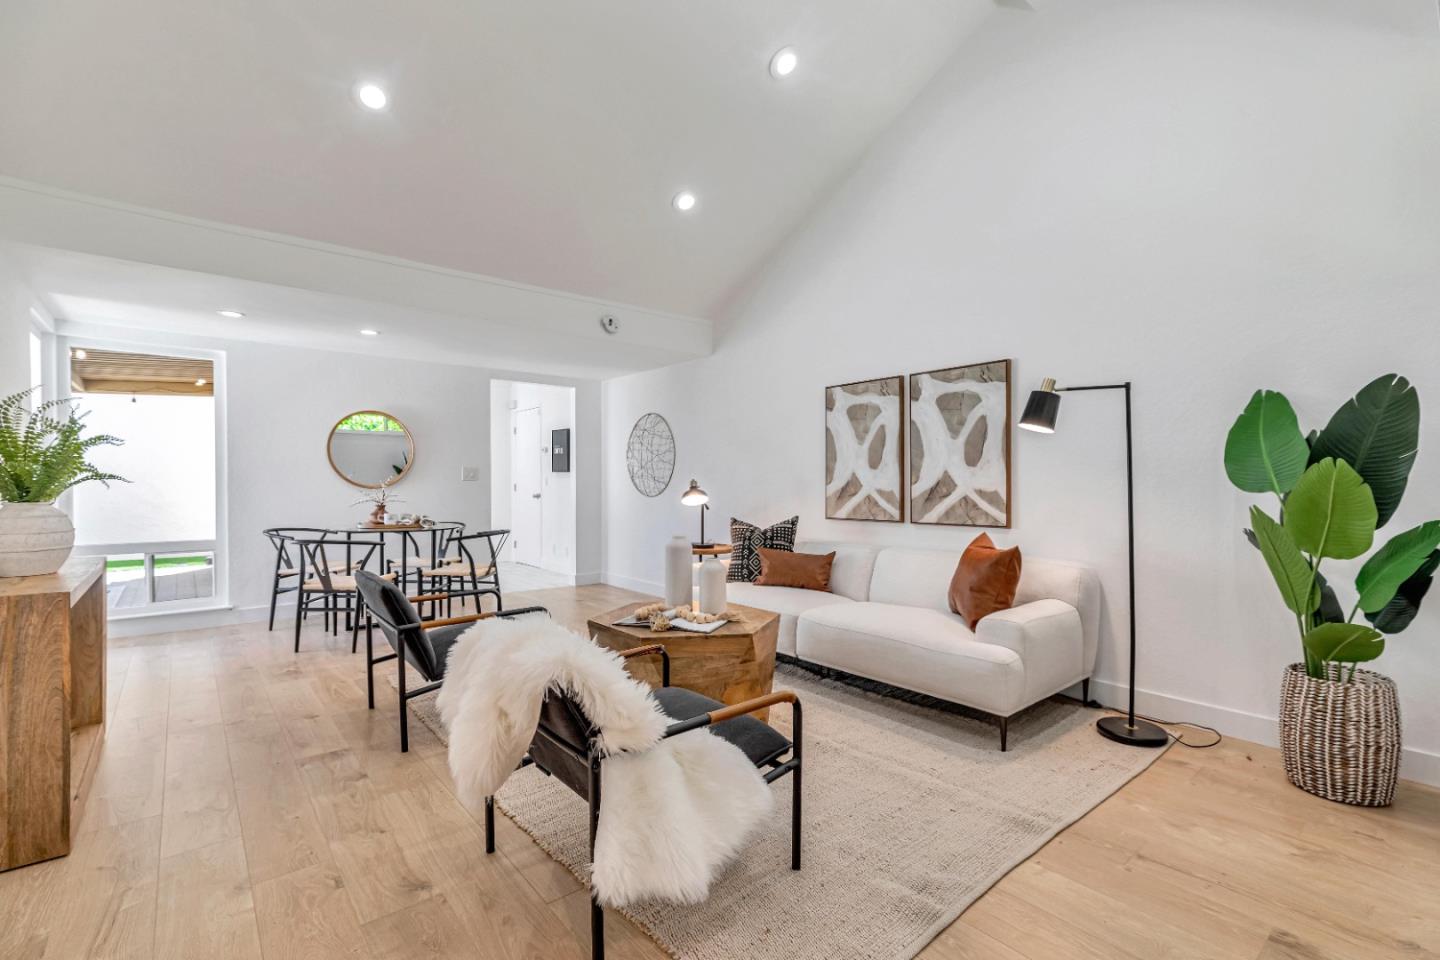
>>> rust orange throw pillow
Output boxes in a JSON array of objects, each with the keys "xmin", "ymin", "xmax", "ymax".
[
  {"xmin": 948, "ymin": 533, "xmax": 1022, "ymax": 628},
  {"xmin": 756, "ymin": 548, "xmax": 835, "ymax": 592}
]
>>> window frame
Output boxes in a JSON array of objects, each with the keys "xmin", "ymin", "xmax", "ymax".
[{"xmin": 61, "ymin": 336, "xmax": 230, "ymax": 618}]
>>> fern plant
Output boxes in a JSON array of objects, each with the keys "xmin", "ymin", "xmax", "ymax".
[{"xmin": 0, "ymin": 389, "xmax": 127, "ymax": 503}]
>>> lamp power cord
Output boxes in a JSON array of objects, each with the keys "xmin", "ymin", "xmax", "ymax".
[{"xmin": 1082, "ymin": 699, "xmax": 1223, "ymax": 749}]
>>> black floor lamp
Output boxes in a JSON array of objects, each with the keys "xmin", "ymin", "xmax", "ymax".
[{"xmin": 1018, "ymin": 377, "xmax": 1168, "ymax": 748}]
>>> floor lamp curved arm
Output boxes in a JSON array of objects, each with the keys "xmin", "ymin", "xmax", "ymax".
[{"xmin": 1019, "ymin": 379, "xmax": 1168, "ymax": 748}]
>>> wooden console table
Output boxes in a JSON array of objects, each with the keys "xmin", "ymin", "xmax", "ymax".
[{"xmin": 0, "ymin": 557, "xmax": 107, "ymax": 871}]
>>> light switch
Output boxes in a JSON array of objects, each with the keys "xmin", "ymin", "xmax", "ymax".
[{"xmin": 461, "ymin": 466, "xmax": 480, "ymax": 482}]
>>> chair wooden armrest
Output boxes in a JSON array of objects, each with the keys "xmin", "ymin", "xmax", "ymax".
[
  {"xmin": 409, "ymin": 593, "xmax": 451, "ymax": 603},
  {"xmin": 707, "ymin": 691, "xmax": 798, "ymax": 725},
  {"xmin": 616, "ymin": 644, "xmax": 670, "ymax": 687},
  {"xmin": 417, "ymin": 605, "xmax": 552, "ymax": 631},
  {"xmin": 662, "ymin": 690, "xmax": 799, "ymax": 739},
  {"xmin": 617, "ymin": 643, "xmax": 666, "ymax": 659},
  {"xmin": 418, "ymin": 611, "xmax": 496, "ymax": 629}
]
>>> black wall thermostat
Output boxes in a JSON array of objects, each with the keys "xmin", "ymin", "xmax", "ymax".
[{"xmin": 551, "ymin": 428, "xmax": 571, "ymax": 473}]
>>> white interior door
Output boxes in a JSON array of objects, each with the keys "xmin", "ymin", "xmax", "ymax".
[{"xmin": 510, "ymin": 407, "xmax": 543, "ymax": 566}]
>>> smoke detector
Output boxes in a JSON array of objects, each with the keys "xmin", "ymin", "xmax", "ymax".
[{"xmin": 599, "ymin": 315, "xmax": 620, "ymax": 335}]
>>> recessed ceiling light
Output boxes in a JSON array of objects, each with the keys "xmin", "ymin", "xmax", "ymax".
[
  {"xmin": 195, "ymin": 378, "xmax": 208, "ymax": 387},
  {"xmin": 672, "ymin": 191, "xmax": 697, "ymax": 212},
  {"xmin": 769, "ymin": 47, "xmax": 798, "ymax": 79},
  {"xmin": 72, "ymin": 348, "xmax": 88, "ymax": 360},
  {"xmin": 217, "ymin": 309, "xmax": 245, "ymax": 319},
  {"xmin": 359, "ymin": 329, "xmax": 380, "ymax": 337},
  {"xmin": 355, "ymin": 83, "xmax": 388, "ymax": 111}
]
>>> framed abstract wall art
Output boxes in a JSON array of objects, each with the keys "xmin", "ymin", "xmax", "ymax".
[
  {"xmin": 908, "ymin": 359, "xmax": 1011, "ymax": 527},
  {"xmin": 825, "ymin": 375, "xmax": 904, "ymax": 522}
]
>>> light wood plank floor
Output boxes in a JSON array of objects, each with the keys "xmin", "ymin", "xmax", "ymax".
[{"xmin": 3, "ymin": 583, "xmax": 1436, "ymax": 960}]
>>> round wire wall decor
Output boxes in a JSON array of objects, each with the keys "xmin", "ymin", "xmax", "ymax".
[{"xmin": 626, "ymin": 412, "xmax": 675, "ymax": 497}]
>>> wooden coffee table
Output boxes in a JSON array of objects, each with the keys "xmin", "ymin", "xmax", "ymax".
[{"xmin": 588, "ymin": 601, "xmax": 780, "ymax": 722}]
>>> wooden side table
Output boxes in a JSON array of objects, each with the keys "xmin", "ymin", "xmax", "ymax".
[
  {"xmin": 0, "ymin": 557, "xmax": 107, "ymax": 871},
  {"xmin": 589, "ymin": 601, "xmax": 780, "ymax": 722}
]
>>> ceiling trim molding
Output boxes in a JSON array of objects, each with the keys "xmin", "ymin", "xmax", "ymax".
[{"xmin": 0, "ymin": 176, "xmax": 712, "ymax": 366}]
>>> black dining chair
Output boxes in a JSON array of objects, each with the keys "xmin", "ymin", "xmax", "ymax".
[
  {"xmin": 488, "ymin": 643, "xmax": 803, "ymax": 960},
  {"xmin": 291, "ymin": 536, "xmax": 388, "ymax": 653},
  {"xmin": 386, "ymin": 521, "xmax": 466, "ymax": 596},
  {"xmin": 353, "ymin": 570, "xmax": 547, "ymax": 751},
  {"xmin": 416, "ymin": 528, "xmax": 509, "ymax": 616},
  {"xmin": 263, "ymin": 527, "xmax": 355, "ymax": 631}
]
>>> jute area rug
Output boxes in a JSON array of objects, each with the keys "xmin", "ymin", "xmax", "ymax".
[{"xmin": 404, "ymin": 664, "xmax": 1167, "ymax": 960}]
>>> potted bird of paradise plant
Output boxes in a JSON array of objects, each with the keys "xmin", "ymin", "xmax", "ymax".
[{"xmin": 1224, "ymin": 374, "xmax": 1436, "ymax": 806}]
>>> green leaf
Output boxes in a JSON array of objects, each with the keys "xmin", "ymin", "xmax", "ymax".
[
  {"xmin": 1224, "ymin": 390, "xmax": 1310, "ymax": 495},
  {"xmin": 1249, "ymin": 507, "xmax": 1318, "ymax": 616},
  {"xmin": 1309, "ymin": 374, "xmax": 1419, "ymax": 528},
  {"xmin": 1284, "ymin": 459, "xmax": 1377, "ymax": 560},
  {"xmin": 1312, "ymin": 570, "xmax": 1346, "ymax": 627},
  {"xmin": 1355, "ymin": 521, "xmax": 1440, "ymax": 614},
  {"xmin": 0, "ymin": 390, "xmax": 126, "ymax": 502},
  {"xmin": 1367, "ymin": 549, "xmax": 1440, "ymax": 634},
  {"xmin": 1303, "ymin": 622, "xmax": 1384, "ymax": 664}
]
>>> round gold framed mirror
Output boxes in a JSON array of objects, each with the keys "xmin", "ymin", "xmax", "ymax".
[{"xmin": 327, "ymin": 410, "xmax": 415, "ymax": 488}]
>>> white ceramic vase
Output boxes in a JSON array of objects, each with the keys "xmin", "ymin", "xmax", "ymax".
[
  {"xmin": 663, "ymin": 535, "xmax": 693, "ymax": 608},
  {"xmin": 698, "ymin": 555, "xmax": 727, "ymax": 615},
  {"xmin": 0, "ymin": 502, "xmax": 76, "ymax": 578}
]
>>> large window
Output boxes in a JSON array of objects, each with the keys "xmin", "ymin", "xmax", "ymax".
[{"xmin": 68, "ymin": 347, "xmax": 222, "ymax": 614}]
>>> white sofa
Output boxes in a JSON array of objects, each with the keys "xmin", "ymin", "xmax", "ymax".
[{"xmin": 727, "ymin": 539, "xmax": 1100, "ymax": 749}]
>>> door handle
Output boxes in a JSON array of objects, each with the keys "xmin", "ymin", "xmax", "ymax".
[{"xmin": 531, "ymin": 493, "xmax": 542, "ymax": 499}]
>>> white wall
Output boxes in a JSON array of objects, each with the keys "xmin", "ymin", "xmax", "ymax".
[
  {"xmin": 73, "ymin": 393, "xmax": 217, "ymax": 544},
  {"xmin": 0, "ymin": 249, "xmax": 44, "ymax": 399},
  {"xmin": 59, "ymin": 322, "xmax": 603, "ymax": 622},
  {"xmin": 490, "ymin": 379, "xmax": 579, "ymax": 578},
  {"xmin": 602, "ymin": 0, "xmax": 1440, "ymax": 782}
]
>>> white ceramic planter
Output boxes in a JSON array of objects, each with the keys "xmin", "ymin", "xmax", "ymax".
[{"xmin": 0, "ymin": 502, "xmax": 76, "ymax": 578}]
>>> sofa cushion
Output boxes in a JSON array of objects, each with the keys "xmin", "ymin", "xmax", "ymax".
[
  {"xmin": 728, "ymin": 515, "xmax": 799, "ymax": 582},
  {"xmin": 948, "ymin": 533, "xmax": 1022, "ymax": 628},
  {"xmin": 870, "ymin": 546, "xmax": 1101, "ymax": 678},
  {"xmin": 794, "ymin": 539, "xmax": 878, "ymax": 601},
  {"xmin": 795, "ymin": 602, "xmax": 1024, "ymax": 716},
  {"xmin": 757, "ymin": 548, "xmax": 835, "ymax": 591},
  {"xmin": 726, "ymin": 581, "xmax": 853, "ymax": 657}
]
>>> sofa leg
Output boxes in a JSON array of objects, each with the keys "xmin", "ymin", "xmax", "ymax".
[
  {"xmin": 999, "ymin": 716, "xmax": 1008, "ymax": 752},
  {"xmin": 1082, "ymin": 678, "xmax": 1091, "ymax": 705}
]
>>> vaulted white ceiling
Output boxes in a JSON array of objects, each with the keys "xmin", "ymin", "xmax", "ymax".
[{"xmin": 0, "ymin": 0, "xmax": 994, "ymax": 327}]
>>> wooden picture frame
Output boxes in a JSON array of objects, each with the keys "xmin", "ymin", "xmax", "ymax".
[
  {"xmin": 825, "ymin": 375, "xmax": 905, "ymax": 522},
  {"xmin": 908, "ymin": 359, "xmax": 1011, "ymax": 528}
]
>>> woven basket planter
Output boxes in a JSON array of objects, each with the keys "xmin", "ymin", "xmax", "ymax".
[{"xmin": 1279, "ymin": 663, "xmax": 1400, "ymax": 807}]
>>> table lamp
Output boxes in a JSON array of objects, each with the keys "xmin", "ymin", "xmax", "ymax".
[{"xmin": 681, "ymin": 479, "xmax": 711, "ymax": 547}]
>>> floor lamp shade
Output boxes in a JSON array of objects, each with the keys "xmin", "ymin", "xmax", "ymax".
[{"xmin": 1019, "ymin": 388, "xmax": 1061, "ymax": 433}]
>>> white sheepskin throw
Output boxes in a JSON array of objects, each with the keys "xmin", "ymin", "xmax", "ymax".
[{"xmin": 436, "ymin": 614, "xmax": 775, "ymax": 907}]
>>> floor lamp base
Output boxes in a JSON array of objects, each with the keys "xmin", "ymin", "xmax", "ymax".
[{"xmin": 1096, "ymin": 714, "xmax": 1169, "ymax": 748}]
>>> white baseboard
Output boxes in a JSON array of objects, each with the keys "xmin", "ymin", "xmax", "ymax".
[
  {"xmin": 108, "ymin": 602, "xmax": 270, "ymax": 638},
  {"xmin": 1084, "ymin": 677, "xmax": 1440, "ymax": 788},
  {"xmin": 573, "ymin": 571, "xmax": 603, "ymax": 586},
  {"xmin": 602, "ymin": 572, "xmax": 663, "ymax": 596}
]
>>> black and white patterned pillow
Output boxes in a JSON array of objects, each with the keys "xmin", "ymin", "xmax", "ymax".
[{"xmin": 728, "ymin": 516, "xmax": 799, "ymax": 582}]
